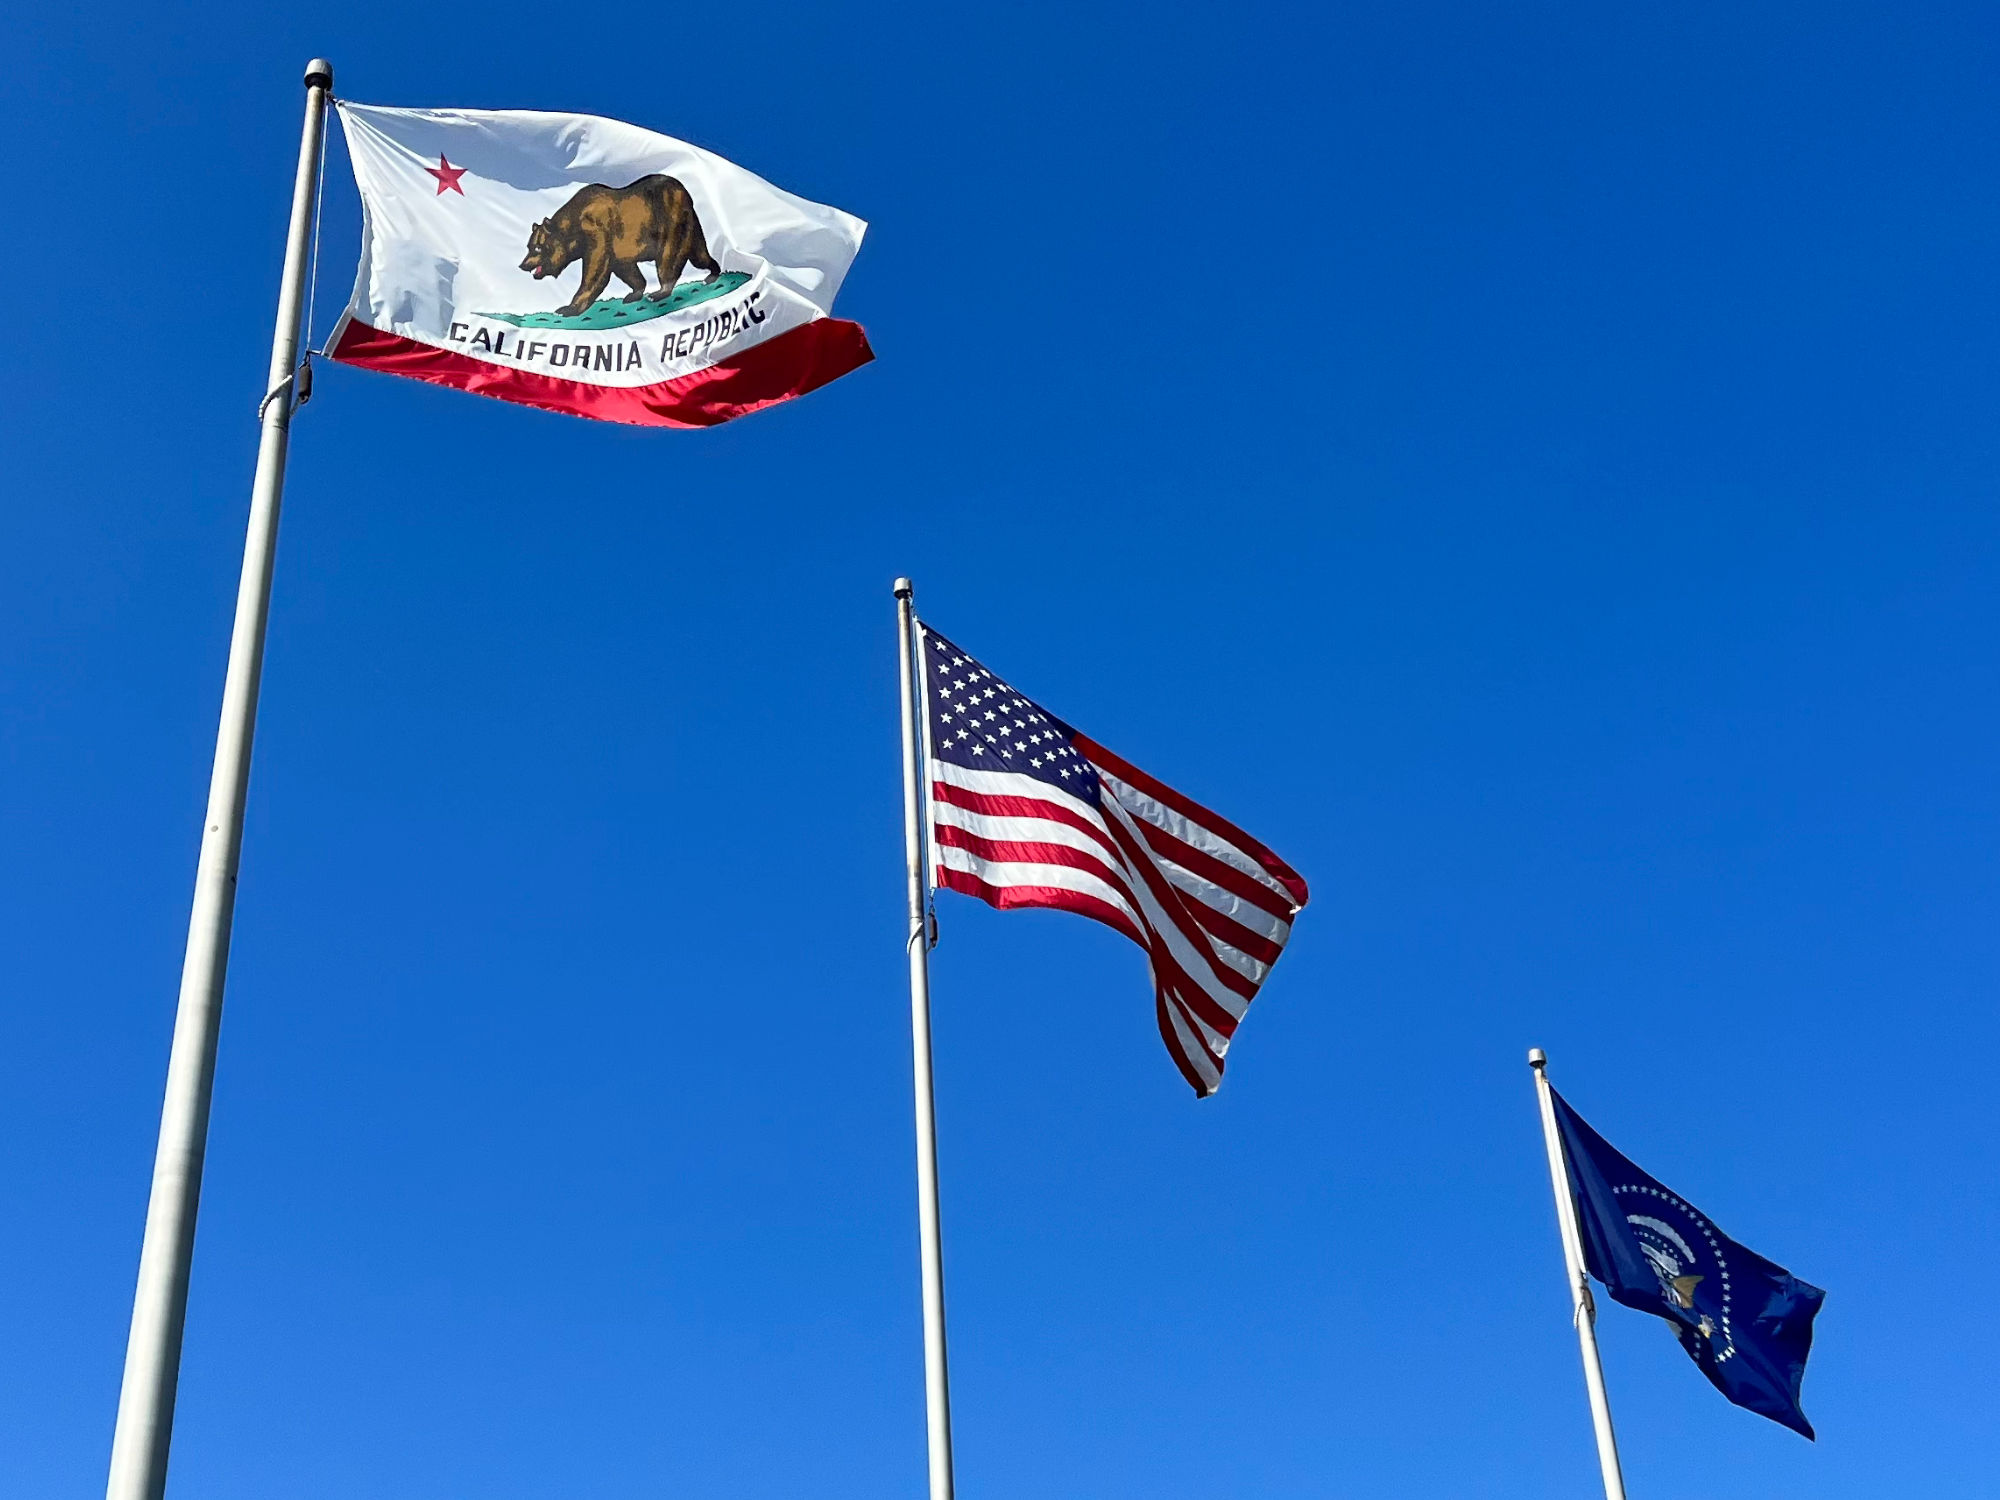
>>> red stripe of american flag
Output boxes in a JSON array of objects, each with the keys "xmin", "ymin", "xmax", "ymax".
[
  {"xmin": 934, "ymin": 866, "xmax": 1149, "ymax": 948},
  {"xmin": 928, "ymin": 779, "xmax": 1124, "ymax": 868},
  {"xmin": 1075, "ymin": 735, "xmax": 1309, "ymax": 909}
]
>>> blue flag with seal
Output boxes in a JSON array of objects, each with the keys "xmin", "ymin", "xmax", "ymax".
[{"xmin": 1549, "ymin": 1088, "xmax": 1825, "ymax": 1439}]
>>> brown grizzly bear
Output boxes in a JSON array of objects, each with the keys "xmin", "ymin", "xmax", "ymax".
[{"xmin": 518, "ymin": 174, "xmax": 722, "ymax": 318}]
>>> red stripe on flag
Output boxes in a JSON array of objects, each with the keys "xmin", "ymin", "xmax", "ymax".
[
  {"xmin": 933, "ymin": 867, "xmax": 1150, "ymax": 948},
  {"xmin": 1076, "ymin": 734, "xmax": 1310, "ymax": 910},
  {"xmin": 328, "ymin": 316, "xmax": 873, "ymax": 428},
  {"xmin": 1149, "ymin": 947, "xmax": 1244, "ymax": 1042},
  {"xmin": 1181, "ymin": 899, "xmax": 1284, "ymax": 968},
  {"xmin": 932, "ymin": 824, "xmax": 1136, "ymax": 899},
  {"xmin": 929, "ymin": 779, "xmax": 1123, "ymax": 865},
  {"xmin": 1155, "ymin": 992, "xmax": 1216, "ymax": 1097},
  {"xmin": 1132, "ymin": 820, "xmax": 1298, "ymax": 926},
  {"xmin": 1096, "ymin": 805, "xmax": 1259, "ymax": 1005}
]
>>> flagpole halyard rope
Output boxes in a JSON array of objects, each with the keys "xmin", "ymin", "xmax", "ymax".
[
  {"xmin": 258, "ymin": 104, "xmax": 333, "ymax": 426},
  {"xmin": 910, "ymin": 606, "xmax": 942, "ymax": 949},
  {"xmin": 303, "ymin": 98, "xmax": 332, "ymax": 357}
]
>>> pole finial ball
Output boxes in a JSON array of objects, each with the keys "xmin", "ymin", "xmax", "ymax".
[
  {"xmin": 304, "ymin": 59, "xmax": 334, "ymax": 90},
  {"xmin": 1527, "ymin": 1047, "xmax": 1547, "ymax": 1069},
  {"xmin": 893, "ymin": 577, "xmax": 914, "ymax": 599}
]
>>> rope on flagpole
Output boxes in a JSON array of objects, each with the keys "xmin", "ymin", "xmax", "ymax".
[
  {"xmin": 910, "ymin": 606, "xmax": 942, "ymax": 949},
  {"xmin": 303, "ymin": 98, "xmax": 332, "ymax": 357},
  {"xmin": 255, "ymin": 107, "xmax": 331, "ymax": 425}
]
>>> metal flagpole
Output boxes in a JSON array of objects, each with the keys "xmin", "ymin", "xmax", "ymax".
[
  {"xmin": 104, "ymin": 59, "xmax": 333, "ymax": 1500},
  {"xmin": 894, "ymin": 578, "xmax": 956, "ymax": 1500},
  {"xmin": 1529, "ymin": 1048, "xmax": 1628, "ymax": 1500}
]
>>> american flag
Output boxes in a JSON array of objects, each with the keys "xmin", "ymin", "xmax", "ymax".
[{"xmin": 919, "ymin": 624, "xmax": 1309, "ymax": 1095}]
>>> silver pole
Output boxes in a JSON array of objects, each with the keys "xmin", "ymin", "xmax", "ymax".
[
  {"xmin": 1529, "ymin": 1048, "xmax": 1628, "ymax": 1500},
  {"xmin": 105, "ymin": 59, "xmax": 333, "ymax": 1500},
  {"xmin": 894, "ymin": 578, "xmax": 955, "ymax": 1500}
]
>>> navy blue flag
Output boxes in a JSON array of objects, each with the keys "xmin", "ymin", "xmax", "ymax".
[{"xmin": 1550, "ymin": 1088, "xmax": 1826, "ymax": 1439}]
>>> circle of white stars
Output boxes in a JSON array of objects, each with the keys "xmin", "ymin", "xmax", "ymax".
[{"xmin": 1614, "ymin": 1183, "xmax": 1736, "ymax": 1361}]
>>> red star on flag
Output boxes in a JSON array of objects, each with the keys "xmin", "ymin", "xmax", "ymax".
[{"xmin": 426, "ymin": 155, "xmax": 467, "ymax": 195}]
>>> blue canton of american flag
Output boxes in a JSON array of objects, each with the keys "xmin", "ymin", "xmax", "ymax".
[{"xmin": 920, "ymin": 625, "xmax": 1310, "ymax": 1095}]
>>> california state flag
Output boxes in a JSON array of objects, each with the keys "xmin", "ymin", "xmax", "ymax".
[{"xmin": 330, "ymin": 103, "xmax": 871, "ymax": 428}]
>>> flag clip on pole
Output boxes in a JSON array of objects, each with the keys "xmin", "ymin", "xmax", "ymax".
[
  {"xmin": 105, "ymin": 60, "xmax": 333, "ymax": 1500},
  {"xmin": 895, "ymin": 578, "xmax": 956, "ymax": 1500},
  {"xmin": 1529, "ymin": 1049, "xmax": 1629, "ymax": 1500}
]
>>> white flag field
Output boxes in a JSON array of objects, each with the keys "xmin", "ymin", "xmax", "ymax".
[{"xmin": 329, "ymin": 103, "xmax": 871, "ymax": 427}]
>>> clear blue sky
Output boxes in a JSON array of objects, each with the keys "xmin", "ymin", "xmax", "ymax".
[{"xmin": 2, "ymin": 3, "xmax": 1995, "ymax": 1496}]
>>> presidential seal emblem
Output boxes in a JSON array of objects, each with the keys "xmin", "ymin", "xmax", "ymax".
[{"xmin": 1615, "ymin": 1182, "xmax": 1736, "ymax": 1362}]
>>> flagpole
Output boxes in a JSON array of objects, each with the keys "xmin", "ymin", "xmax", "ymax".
[
  {"xmin": 104, "ymin": 59, "xmax": 333, "ymax": 1500},
  {"xmin": 894, "ymin": 578, "xmax": 956, "ymax": 1500},
  {"xmin": 1529, "ymin": 1048, "xmax": 1628, "ymax": 1500}
]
